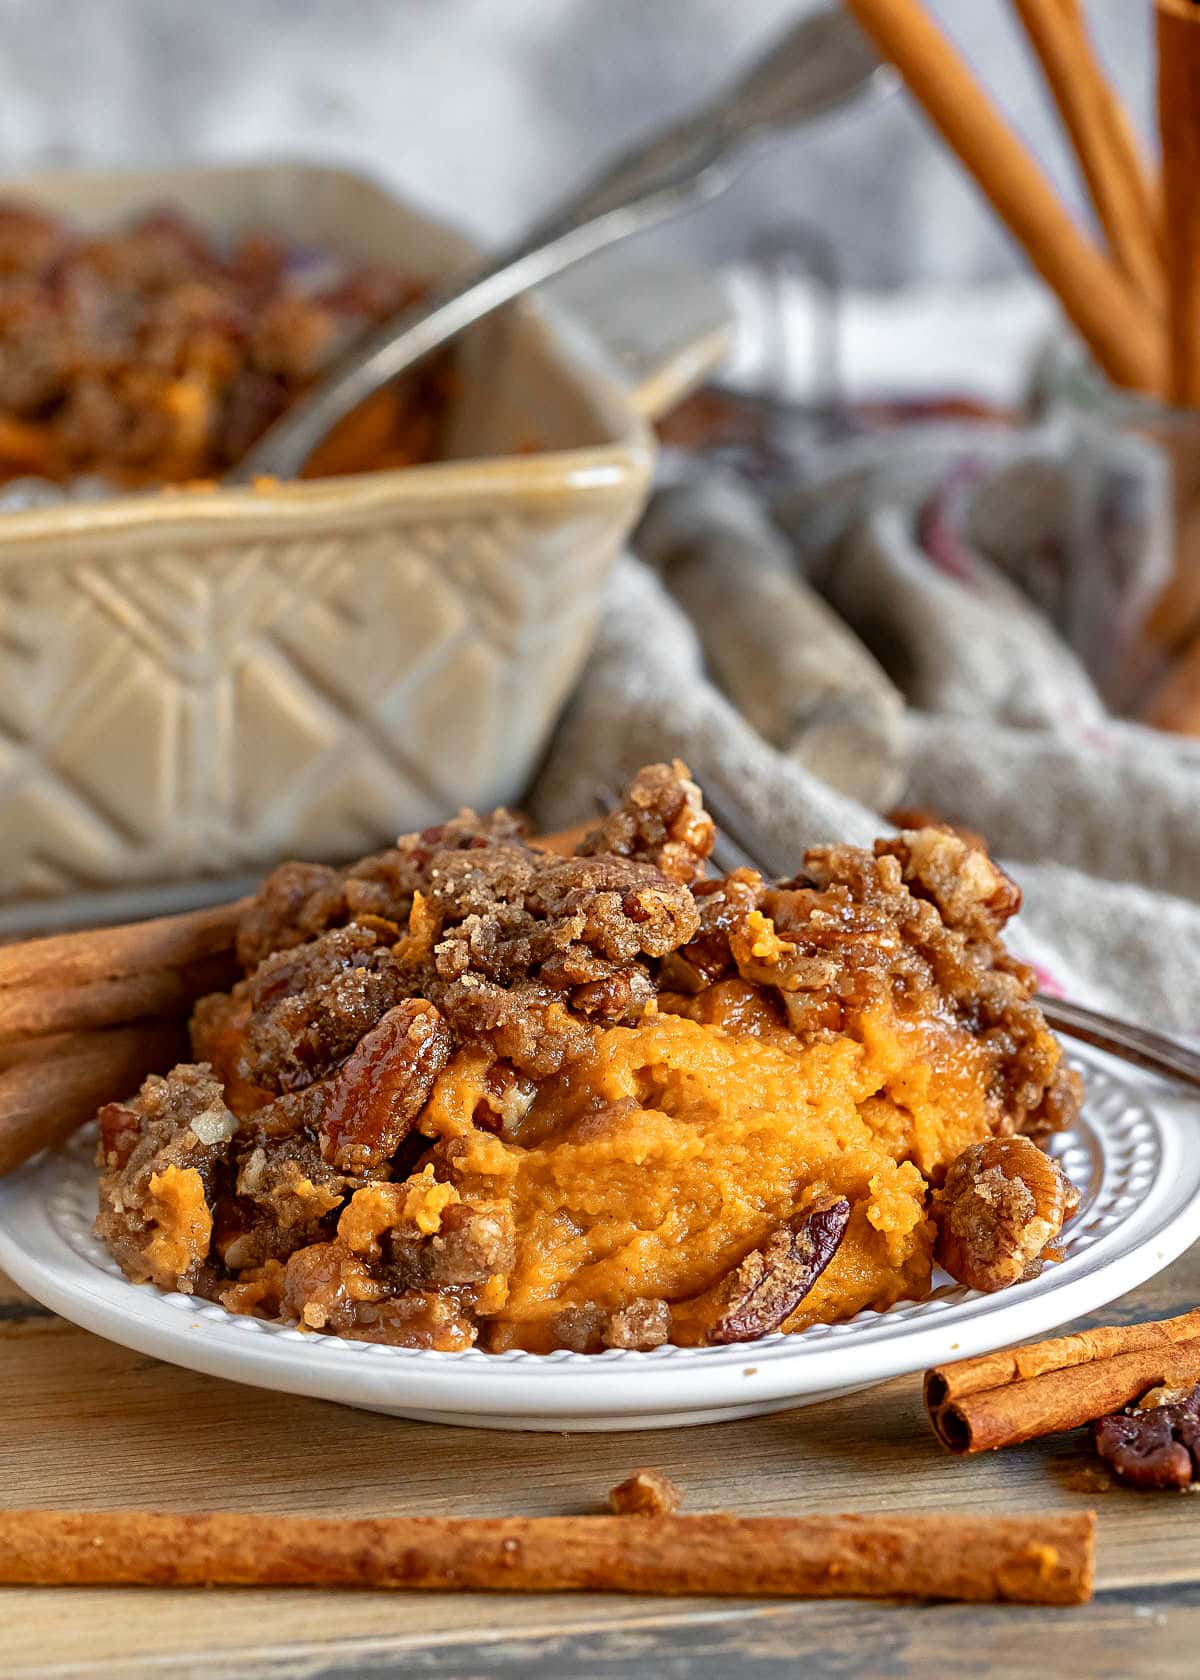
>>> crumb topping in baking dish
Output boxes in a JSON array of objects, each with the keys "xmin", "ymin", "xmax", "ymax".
[
  {"xmin": 0, "ymin": 200, "xmax": 448, "ymax": 485},
  {"xmin": 95, "ymin": 762, "xmax": 1083, "ymax": 1352}
]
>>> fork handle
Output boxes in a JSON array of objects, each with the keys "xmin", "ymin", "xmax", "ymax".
[
  {"xmin": 232, "ymin": 8, "xmax": 881, "ymax": 483},
  {"xmin": 1036, "ymin": 995, "xmax": 1200, "ymax": 1093}
]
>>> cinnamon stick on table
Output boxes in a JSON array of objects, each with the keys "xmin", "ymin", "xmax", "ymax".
[
  {"xmin": 926, "ymin": 1309, "xmax": 1200, "ymax": 1454},
  {"xmin": 1158, "ymin": 0, "xmax": 1200, "ymax": 405},
  {"xmin": 0, "ymin": 1510, "xmax": 1095, "ymax": 1605},
  {"xmin": 844, "ymin": 0, "xmax": 1162, "ymax": 393}
]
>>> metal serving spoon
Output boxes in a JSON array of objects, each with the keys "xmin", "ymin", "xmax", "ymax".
[{"xmin": 230, "ymin": 7, "xmax": 885, "ymax": 484}]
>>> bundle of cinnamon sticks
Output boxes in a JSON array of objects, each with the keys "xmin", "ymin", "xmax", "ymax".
[
  {"xmin": 926, "ymin": 1306, "xmax": 1200, "ymax": 1454},
  {"xmin": 845, "ymin": 0, "xmax": 1200, "ymax": 406},
  {"xmin": 0, "ymin": 899, "xmax": 246, "ymax": 1175}
]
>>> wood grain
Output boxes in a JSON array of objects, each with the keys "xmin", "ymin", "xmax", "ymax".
[{"xmin": 1, "ymin": 1243, "xmax": 1198, "ymax": 1674}]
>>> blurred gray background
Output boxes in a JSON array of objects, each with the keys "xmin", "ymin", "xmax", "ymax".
[{"xmin": 0, "ymin": 0, "xmax": 1152, "ymax": 287}]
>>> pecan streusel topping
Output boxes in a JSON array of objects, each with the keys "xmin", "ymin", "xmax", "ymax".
[{"xmin": 97, "ymin": 761, "xmax": 1083, "ymax": 1352}]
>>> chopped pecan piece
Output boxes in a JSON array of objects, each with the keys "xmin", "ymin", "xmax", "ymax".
[
  {"xmin": 707, "ymin": 1197, "xmax": 851, "ymax": 1344},
  {"xmin": 280, "ymin": 1239, "xmax": 384, "ymax": 1333},
  {"xmin": 876, "ymin": 827, "xmax": 1021, "ymax": 942},
  {"xmin": 932, "ymin": 1137, "xmax": 1079, "ymax": 1293},
  {"xmin": 885, "ymin": 807, "xmax": 990, "ymax": 854},
  {"xmin": 413, "ymin": 834, "xmax": 698, "ymax": 1072},
  {"xmin": 1093, "ymin": 1382, "xmax": 1200, "ymax": 1490},
  {"xmin": 236, "ymin": 808, "xmax": 527, "ymax": 971},
  {"xmin": 339, "ymin": 1178, "xmax": 515, "ymax": 1291},
  {"xmin": 236, "ymin": 860, "xmax": 373, "ymax": 972},
  {"xmin": 414, "ymin": 1201, "xmax": 515, "ymax": 1288},
  {"xmin": 238, "ymin": 923, "xmax": 407, "ymax": 1094},
  {"xmin": 550, "ymin": 1302, "xmax": 609, "ymax": 1354},
  {"xmin": 604, "ymin": 1297, "xmax": 671, "ymax": 1351},
  {"xmin": 212, "ymin": 1135, "xmax": 354, "ymax": 1271},
  {"xmin": 342, "ymin": 1291, "xmax": 476, "ymax": 1350},
  {"xmin": 608, "ymin": 1469, "xmax": 683, "ymax": 1516},
  {"xmin": 566, "ymin": 965, "xmax": 657, "ymax": 1023},
  {"xmin": 432, "ymin": 976, "xmax": 595, "ymax": 1080},
  {"xmin": 428, "ymin": 849, "xmax": 700, "ymax": 975},
  {"xmin": 663, "ymin": 868, "xmax": 766, "ymax": 993}
]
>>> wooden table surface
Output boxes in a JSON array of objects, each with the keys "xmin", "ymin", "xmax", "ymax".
[{"xmin": 3, "ymin": 1233, "xmax": 1198, "ymax": 1680}]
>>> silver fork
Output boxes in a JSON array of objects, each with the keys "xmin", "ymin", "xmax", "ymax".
[{"xmin": 593, "ymin": 781, "xmax": 1200, "ymax": 1093}]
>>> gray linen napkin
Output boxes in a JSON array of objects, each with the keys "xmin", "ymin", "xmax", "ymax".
[
  {"xmin": 530, "ymin": 429, "xmax": 1200, "ymax": 1036},
  {"xmin": 637, "ymin": 474, "xmax": 908, "ymax": 810}
]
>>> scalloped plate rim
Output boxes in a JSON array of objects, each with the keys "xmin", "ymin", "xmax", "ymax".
[{"xmin": 0, "ymin": 1049, "xmax": 1196, "ymax": 1430}]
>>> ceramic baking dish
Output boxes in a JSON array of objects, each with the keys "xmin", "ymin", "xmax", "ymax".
[{"xmin": 0, "ymin": 163, "xmax": 728, "ymax": 932}]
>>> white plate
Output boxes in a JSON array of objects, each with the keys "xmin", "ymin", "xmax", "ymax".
[{"xmin": 0, "ymin": 1051, "xmax": 1196, "ymax": 1432}]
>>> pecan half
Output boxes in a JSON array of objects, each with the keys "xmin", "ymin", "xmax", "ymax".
[
  {"xmin": 932, "ymin": 1136, "xmax": 1079, "ymax": 1293},
  {"xmin": 1093, "ymin": 1382, "xmax": 1200, "ymax": 1490},
  {"xmin": 708, "ymin": 1196, "xmax": 851, "ymax": 1345},
  {"xmin": 317, "ymin": 999, "xmax": 453, "ymax": 1173}
]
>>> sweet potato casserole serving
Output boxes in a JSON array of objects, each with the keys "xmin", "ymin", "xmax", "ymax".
[{"xmin": 94, "ymin": 765, "xmax": 1084, "ymax": 1354}]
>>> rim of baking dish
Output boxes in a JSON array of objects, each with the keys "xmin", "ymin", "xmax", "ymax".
[{"xmin": 0, "ymin": 159, "xmax": 657, "ymax": 551}]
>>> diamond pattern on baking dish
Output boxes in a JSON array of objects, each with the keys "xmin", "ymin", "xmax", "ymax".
[{"xmin": 0, "ymin": 502, "xmax": 619, "ymax": 901}]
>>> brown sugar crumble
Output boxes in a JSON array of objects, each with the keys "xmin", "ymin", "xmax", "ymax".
[{"xmin": 95, "ymin": 761, "xmax": 1083, "ymax": 1354}]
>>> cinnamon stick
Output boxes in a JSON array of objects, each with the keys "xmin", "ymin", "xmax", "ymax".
[
  {"xmin": 1075, "ymin": 0, "xmax": 1166, "ymax": 271},
  {"xmin": 0, "ymin": 1020, "xmax": 189, "ymax": 1176},
  {"xmin": 1158, "ymin": 0, "xmax": 1200, "ymax": 405},
  {"xmin": 844, "ymin": 0, "xmax": 1161, "ymax": 392},
  {"xmin": 926, "ymin": 1311, "xmax": 1200, "ymax": 1453},
  {"xmin": 1140, "ymin": 631, "xmax": 1200, "ymax": 735},
  {"xmin": 0, "ymin": 951, "xmax": 238, "ymax": 1045},
  {"xmin": 0, "ymin": 898, "xmax": 249, "ymax": 995},
  {"xmin": 0, "ymin": 1510, "xmax": 1095, "ymax": 1604},
  {"xmin": 1013, "ymin": 0, "xmax": 1162, "ymax": 312}
]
